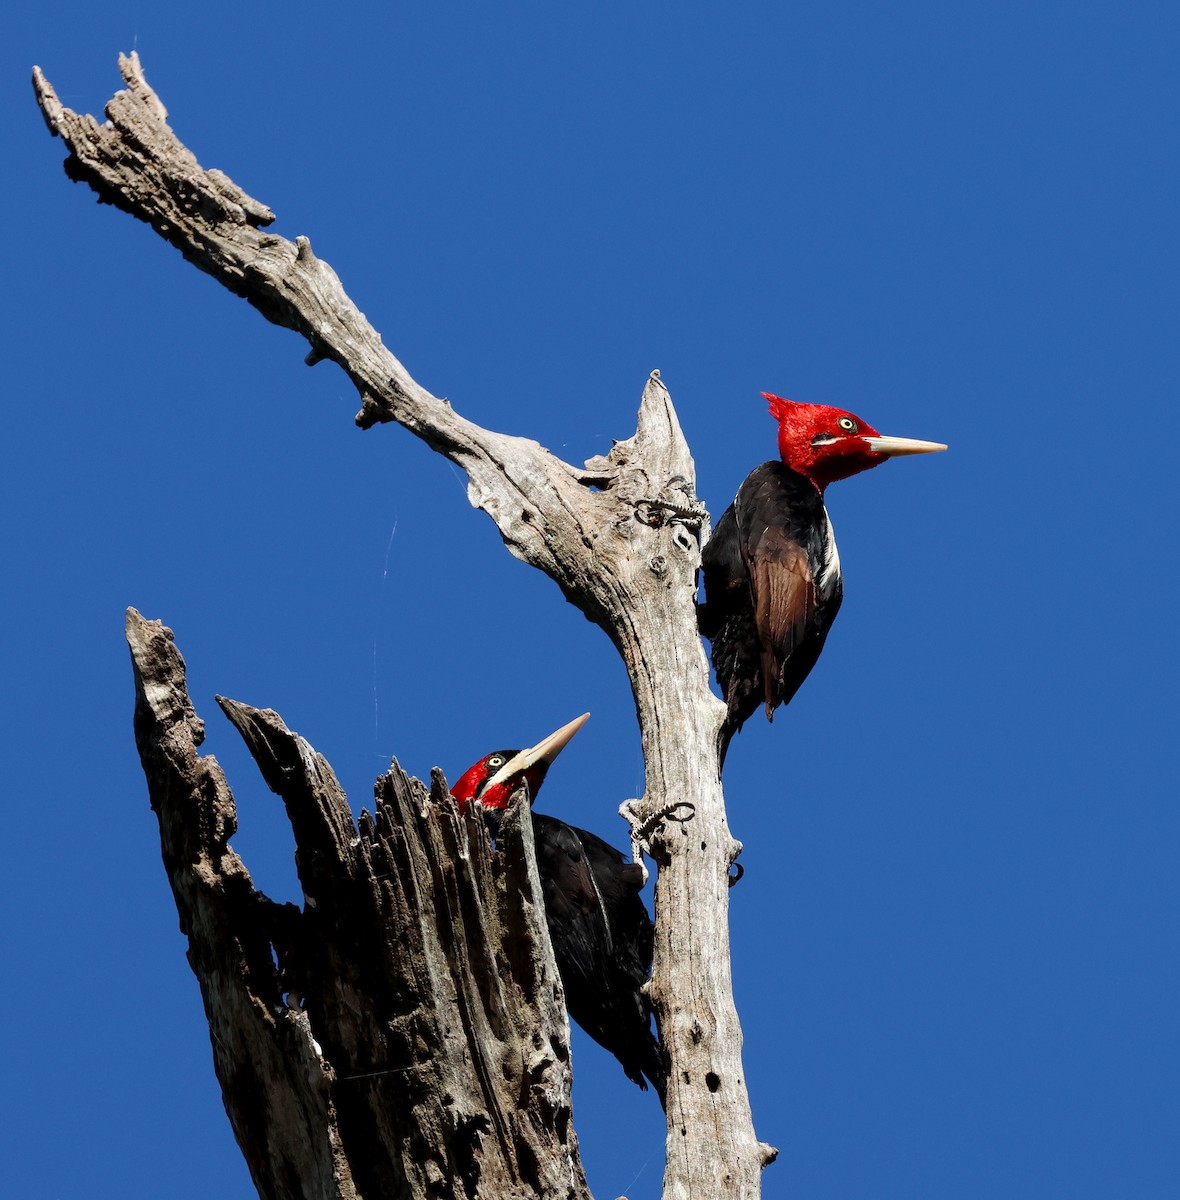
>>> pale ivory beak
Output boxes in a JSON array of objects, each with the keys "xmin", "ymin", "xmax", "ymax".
[
  {"xmin": 482, "ymin": 712, "xmax": 591, "ymax": 794},
  {"xmin": 861, "ymin": 434, "xmax": 948, "ymax": 456}
]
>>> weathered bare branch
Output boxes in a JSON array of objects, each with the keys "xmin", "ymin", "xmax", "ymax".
[{"xmin": 46, "ymin": 55, "xmax": 777, "ymax": 1197}]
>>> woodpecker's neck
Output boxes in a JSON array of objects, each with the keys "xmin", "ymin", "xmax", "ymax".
[{"xmin": 778, "ymin": 444, "xmax": 874, "ymax": 493}]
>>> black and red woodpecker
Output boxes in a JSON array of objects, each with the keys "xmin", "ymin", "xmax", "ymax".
[
  {"xmin": 450, "ymin": 714, "xmax": 666, "ymax": 1105},
  {"xmin": 699, "ymin": 393, "xmax": 946, "ymax": 758}
]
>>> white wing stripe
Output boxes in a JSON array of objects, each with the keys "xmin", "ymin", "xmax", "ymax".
[{"xmin": 817, "ymin": 506, "xmax": 842, "ymax": 599}]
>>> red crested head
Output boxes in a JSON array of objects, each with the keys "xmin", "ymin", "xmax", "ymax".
[
  {"xmin": 450, "ymin": 713, "xmax": 590, "ymax": 814},
  {"xmin": 763, "ymin": 392, "xmax": 947, "ymax": 491},
  {"xmin": 450, "ymin": 749, "xmax": 551, "ymax": 813}
]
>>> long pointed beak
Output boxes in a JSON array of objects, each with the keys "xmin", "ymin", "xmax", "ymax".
[
  {"xmin": 861, "ymin": 434, "xmax": 948, "ymax": 457},
  {"xmin": 482, "ymin": 712, "xmax": 590, "ymax": 794}
]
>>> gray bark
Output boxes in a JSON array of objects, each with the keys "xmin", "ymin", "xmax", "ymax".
[{"xmin": 38, "ymin": 54, "xmax": 776, "ymax": 1198}]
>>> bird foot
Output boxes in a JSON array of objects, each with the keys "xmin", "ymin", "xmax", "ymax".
[
  {"xmin": 621, "ymin": 799, "xmax": 697, "ymax": 866},
  {"xmin": 634, "ymin": 475, "xmax": 709, "ymax": 529},
  {"xmin": 635, "ymin": 801, "xmax": 696, "ymax": 840}
]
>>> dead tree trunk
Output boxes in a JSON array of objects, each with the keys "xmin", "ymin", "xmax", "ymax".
[
  {"xmin": 128, "ymin": 609, "xmax": 585, "ymax": 1200},
  {"xmin": 37, "ymin": 54, "xmax": 776, "ymax": 1198}
]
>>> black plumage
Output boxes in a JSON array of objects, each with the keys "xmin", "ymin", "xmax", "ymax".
[
  {"xmin": 699, "ymin": 461, "xmax": 844, "ymax": 757},
  {"xmin": 531, "ymin": 813, "xmax": 665, "ymax": 1103}
]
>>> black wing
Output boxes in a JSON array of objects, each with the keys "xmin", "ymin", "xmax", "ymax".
[
  {"xmin": 699, "ymin": 461, "xmax": 843, "ymax": 755},
  {"xmin": 531, "ymin": 812, "xmax": 666, "ymax": 1104}
]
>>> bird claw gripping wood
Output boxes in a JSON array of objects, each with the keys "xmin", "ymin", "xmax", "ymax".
[
  {"xmin": 634, "ymin": 475, "xmax": 709, "ymax": 530},
  {"xmin": 620, "ymin": 799, "xmax": 697, "ymax": 871}
]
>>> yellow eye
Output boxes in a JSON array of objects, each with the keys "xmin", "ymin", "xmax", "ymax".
[
  {"xmin": 837, "ymin": 416, "xmax": 858, "ymax": 433},
  {"xmin": 487, "ymin": 755, "xmax": 505, "ymax": 769}
]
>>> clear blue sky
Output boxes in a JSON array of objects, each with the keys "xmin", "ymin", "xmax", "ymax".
[{"xmin": 4, "ymin": 4, "xmax": 1177, "ymax": 1198}]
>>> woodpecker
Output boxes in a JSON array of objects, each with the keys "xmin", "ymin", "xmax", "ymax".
[
  {"xmin": 449, "ymin": 714, "xmax": 666, "ymax": 1104},
  {"xmin": 699, "ymin": 393, "xmax": 946, "ymax": 758}
]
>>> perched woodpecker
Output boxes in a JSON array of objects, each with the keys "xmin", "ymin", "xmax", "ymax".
[
  {"xmin": 450, "ymin": 714, "xmax": 666, "ymax": 1104},
  {"xmin": 699, "ymin": 393, "xmax": 946, "ymax": 757}
]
